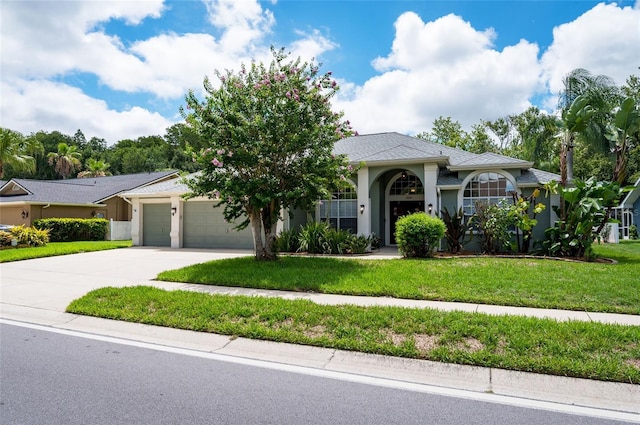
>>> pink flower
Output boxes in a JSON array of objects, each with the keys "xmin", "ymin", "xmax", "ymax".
[
  {"xmin": 217, "ymin": 149, "xmax": 225, "ymax": 155},
  {"xmin": 211, "ymin": 158, "xmax": 223, "ymax": 167},
  {"xmin": 227, "ymin": 151, "xmax": 233, "ymax": 157},
  {"xmin": 213, "ymin": 190, "xmax": 220, "ymax": 198}
]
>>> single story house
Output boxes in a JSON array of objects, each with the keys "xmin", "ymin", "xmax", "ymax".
[
  {"xmin": 121, "ymin": 132, "xmax": 561, "ymax": 250},
  {"xmin": 0, "ymin": 171, "xmax": 179, "ymax": 228}
]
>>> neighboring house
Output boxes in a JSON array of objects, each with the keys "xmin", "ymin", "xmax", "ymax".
[
  {"xmin": 613, "ymin": 177, "xmax": 640, "ymax": 239},
  {"xmin": 0, "ymin": 171, "xmax": 180, "ymax": 227},
  {"xmin": 122, "ymin": 132, "xmax": 561, "ymax": 250}
]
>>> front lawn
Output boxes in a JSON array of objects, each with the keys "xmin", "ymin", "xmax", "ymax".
[
  {"xmin": 67, "ymin": 286, "xmax": 640, "ymax": 384},
  {"xmin": 156, "ymin": 240, "xmax": 640, "ymax": 314},
  {"xmin": 0, "ymin": 240, "xmax": 132, "ymax": 263}
]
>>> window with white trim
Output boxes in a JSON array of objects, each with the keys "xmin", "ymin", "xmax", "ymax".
[
  {"xmin": 462, "ymin": 172, "xmax": 515, "ymax": 216},
  {"xmin": 319, "ymin": 187, "xmax": 357, "ymax": 233}
]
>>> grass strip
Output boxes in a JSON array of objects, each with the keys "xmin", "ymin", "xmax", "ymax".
[
  {"xmin": 67, "ymin": 286, "xmax": 640, "ymax": 384},
  {"xmin": 0, "ymin": 240, "xmax": 132, "ymax": 263},
  {"xmin": 156, "ymin": 241, "xmax": 640, "ymax": 315}
]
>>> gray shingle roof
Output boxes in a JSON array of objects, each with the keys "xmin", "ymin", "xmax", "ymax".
[
  {"xmin": 517, "ymin": 169, "xmax": 560, "ymax": 185},
  {"xmin": 122, "ymin": 173, "xmax": 196, "ymax": 196},
  {"xmin": 454, "ymin": 152, "xmax": 532, "ymax": 167},
  {"xmin": 0, "ymin": 171, "xmax": 179, "ymax": 205},
  {"xmin": 334, "ymin": 132, "xmax": 477, "ymax": 165}
]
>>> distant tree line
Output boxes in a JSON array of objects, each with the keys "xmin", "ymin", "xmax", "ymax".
[{"xmin": 1, "ymin": 68, "xmax": 638, "ymax": 185}]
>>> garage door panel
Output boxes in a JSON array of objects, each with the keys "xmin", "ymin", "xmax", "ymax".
[
  {"xmin": 143, "ymin": 203, "xmax": 171, "ymax": 247},
  {"xmin": 183, "ymin": 202, "xmax": 253, "ymax": 249}
]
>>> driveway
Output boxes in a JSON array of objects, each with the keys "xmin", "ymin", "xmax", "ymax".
[{"xmin": 0, "ymin": 247, "xmax": 253, "ymax": 312}]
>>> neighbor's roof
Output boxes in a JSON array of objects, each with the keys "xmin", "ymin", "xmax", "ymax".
[{"xmin": 0, "ymin": 170, "xmax": 179, "ymax": 205}]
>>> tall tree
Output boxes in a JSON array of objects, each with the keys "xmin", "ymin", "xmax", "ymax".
[
  {"xmin": 47, "ymin": 142, "xmax": 82, "ymax": 179},
  {"xmin": 416, "ymin": 116, "xmax": 467, "ymax": 149},
  {"xmin": 509, "ymin": 107, "xmax": 560, "ymax": 170},
  {"xmin": 183, "ymin": 47, "xmax": 354, "ymax": 261},
  {"xmin": 0, "ymin": 128, "xmax": 36, "ymax": 179},
  {"xmin": 558, "ymin": 69, "xmax": 620, "ymax": 181}
]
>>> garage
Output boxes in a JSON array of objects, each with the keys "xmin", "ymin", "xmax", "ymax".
[
  {"xmin": 142, "ymin": 203, "xmax": 171, "ymax": 246},
  {"xmin": 183, "ymin": 201, "xmax": 254, "ymax": 249}
]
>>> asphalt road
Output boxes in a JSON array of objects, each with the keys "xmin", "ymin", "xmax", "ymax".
[{"xmin": 1, "ymin": 322, "xmax": 632, "ymax": 425}]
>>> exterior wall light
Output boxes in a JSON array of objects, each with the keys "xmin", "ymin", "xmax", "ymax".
[
  {"xmin": 21, "ymin": 210, "xmax": 29, "ymax": 219},
  {"xmin": 171, "ymin": 207, "xmax": 177, "ymax": 216},
  {"xmin": 428, "ymin": 203, "xmax": 433, "ymax": 214},
  {"xmin": 360, "ymin": 204, "xmax": 365, "ymax": 214}
]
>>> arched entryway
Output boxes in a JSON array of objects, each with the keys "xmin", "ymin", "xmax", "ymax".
[{"xmin": 386, "ymin": 171, "xmax": 425, "ymax": 244}]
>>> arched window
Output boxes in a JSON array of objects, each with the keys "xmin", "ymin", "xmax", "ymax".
[
  {"xmin": 319, "ymin": 186, "xmax": 357, "ymax": 233},
  {"xmin": 389, "ymin": 172, "xmax": 424, "ymax": 195},
  {"xmin": 462, "ymin": 172, "xmax": 515, "ymax": 216}
]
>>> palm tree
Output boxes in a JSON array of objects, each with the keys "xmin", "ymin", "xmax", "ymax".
[
  {"xmin": 0, "ymin": 128, "xmax": 36, "ymax": 179},
  {"xmin": 558, "ymin": 69, "xmax": 621, "ymax": 182},
  {"xmin": 47, "ymin": 142, "xmax": 82, "ymax": 179},
  {"xmin": 77, "ymin": 158, "xmax": 111, "ymax": 178}
]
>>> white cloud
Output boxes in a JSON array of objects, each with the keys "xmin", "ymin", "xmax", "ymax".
[
  {"xmin": 541, "ymin": 2, "xmax": 640, "ymax": 100},
  {"xmin": 335, "ymin": 12, "xmax": 541, "ymax": 135},
  {"xmin": 1, "ymin": 79, "xmax": 174, "ymax": 145}
]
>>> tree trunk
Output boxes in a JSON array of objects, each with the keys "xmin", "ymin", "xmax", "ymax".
[{"xmin": 249, "ymin": 210, "xmax": 268, "ymax": 260}]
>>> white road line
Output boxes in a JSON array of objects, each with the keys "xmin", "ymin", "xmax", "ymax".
[{"xmin": 2, "ymin": 318, "xmax": 639, "ymax": 424}]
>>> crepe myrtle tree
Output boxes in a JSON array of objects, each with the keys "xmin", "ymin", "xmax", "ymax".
[{"xmin": 181, "ymin": 47, "xmax": 356, "ymax": 261}]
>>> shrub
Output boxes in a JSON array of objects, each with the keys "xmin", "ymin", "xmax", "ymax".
[
  {"xmin": 472, "ymin": 202, "xmax": 514, "ymax": 254},
  {"xmin": 34, "ymin": 218, "xmax": 108, "ymax": 242},
  {"xmin": 346, "ymin": 234, "xmax": 371, "ymax": 254},
  {"xmin": 440, "ymin": 207, "xmax": 472, "ymax": 254},
  {"xmin": 630, "ymin": 224, "xmax": 639, "ymax": 240},
  {"xmin": 322, "ymin": 226, "xmax": 352, "ymax": 255},
  {"xmin": 273, "ymin": 228, "xmax": 300, "ymax": 253},
  {"xmin": 0, "ymin": 225, "xmax": 50, "ymax": 247},
  {"xmin": 297, "ymin": 222, "xmax": 331, "ymax": 254},
  {"xmin": 541, "ymin": 178, "xmax": 626, "ymax": 259},
  {"xmin": 395, "ymin": 213, "xmax": 445, "ymax": 258}
]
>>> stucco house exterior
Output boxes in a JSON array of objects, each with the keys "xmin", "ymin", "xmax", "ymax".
[
  {"xmin": 0, "ymin": 171, "xmax": 179, "ymax": 228},
  {"xmin": 613, "ymin": 176, "xmax": 640, "ymax": 239},
  {"xmin": 122, "ymin": 133, "xmax": 561, "ymax": 250}
]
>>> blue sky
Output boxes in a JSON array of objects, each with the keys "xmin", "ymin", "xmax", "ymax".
[{"xmin": 1, "ymin": 0, "xmax": 639, "ymax": 145}]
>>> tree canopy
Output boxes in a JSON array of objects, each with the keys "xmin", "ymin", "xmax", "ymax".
[{"xmin": 182, "ymin": 48, "xmax": 355, "ymax": 260}]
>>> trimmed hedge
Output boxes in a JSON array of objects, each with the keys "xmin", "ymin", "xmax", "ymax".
[{"xmin": 34, "ymin": 218, "xmax": 108, "ymax": 242}]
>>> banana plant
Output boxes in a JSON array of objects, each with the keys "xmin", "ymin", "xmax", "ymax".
[
  {"xmin": 606, "ymin": 97, "xmax": 640, "ymax": 185},
  {"xmin": 559, "ymin": 95, "xmax": 595, "ymax": 186}
]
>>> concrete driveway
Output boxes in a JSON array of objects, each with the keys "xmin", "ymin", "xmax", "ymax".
[{"xmin": 0, "ymin": 247, "xmax": 253, "ymax": 312}]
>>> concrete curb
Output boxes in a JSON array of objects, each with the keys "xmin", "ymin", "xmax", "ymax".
[{"xmin": 2, "ymin": 303, "xmax": 638, "ymax": 416}]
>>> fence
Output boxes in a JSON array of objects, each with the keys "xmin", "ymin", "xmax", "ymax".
[{"xmin": 106, "ymin": 219, "xmax": 131, "ymax": 241}]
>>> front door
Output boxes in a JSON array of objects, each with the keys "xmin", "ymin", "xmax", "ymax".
[{"xmin": 390, "ymin": 200, "xmax": 424, "ymax": 244}]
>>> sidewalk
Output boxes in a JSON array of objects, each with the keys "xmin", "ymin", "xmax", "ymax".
[{"xmin": 1, "ymin": 247, "xmax": 639, "ymax": 419}]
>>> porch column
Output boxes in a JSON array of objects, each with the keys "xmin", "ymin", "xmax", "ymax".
[
  {"xmin": 131, "ymin": 198, "xmax": 141, "ymax": 246},
  {"xmin": 170, "ymin": 196, "xmax": 182, "ymax": 249},
  {"xmin": 357, "ymin": 167, "xmax": 371, "ymax": 236},
  {"xmin": 423, "ymin": 164, "xmax": 439, "ymax": 216}
]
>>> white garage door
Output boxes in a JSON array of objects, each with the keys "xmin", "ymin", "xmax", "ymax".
[
  {"xmin": 183, "ymin": 202, "xmax": 254, "ymax": 249},
  {"xmin": 143, "ymin": 203, "xmax": 171, "ymax": 246}
]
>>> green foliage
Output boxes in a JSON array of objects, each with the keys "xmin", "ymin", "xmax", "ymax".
[
  {"xmin": 0, "ymin": 127, "xmax": 36, "ymax": 179},
  {"xmin": 297, "ymin": 222, "xmax": 331, "ymax": 254},
  {"xmin": 34, "ymin": 218, "xmax": 108, "ymax": 242},
  {"xmin": 273, "ymin": 228, "xmax": 300, "ymax": 253},
  {"xmin": 629, "ymin": 224, "xmax": 639, "ymax": 240},
  {"xmin": 182, "ymin": 47, "xmax": 355, "ymax": 260},
  {"xmin": 508, "ymin": 189, "xmax": 546, "ymax": 253},
  {"xmin": 439, "ymin": 207, "xmax": 472, "ymax": 254},
  {"xmin": 472, "ymin": 202, "xmax": 514, "ymax": 254},
  {"xmin": 395, "ymin": 213, "xmax": 445, "ymax": 258},
  {"xmin": 0, "ymin": 225, "xmax": 49, "ymax": 247},
  {"xmin": 541, "ymin": 178, "xmax": 627, "ymax": 259}
]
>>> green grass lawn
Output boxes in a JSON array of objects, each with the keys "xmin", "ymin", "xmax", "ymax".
[
  {"xmin": 156, "ymin": 240, "xmax": 640, "ymax": 314},
  {"xmin": 0, "ymin": 240, "xmax": 132, "ymax": 263},
  {"xmin": 67, "ymin": 285, "xmax": 640, "ymax": 384}
]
